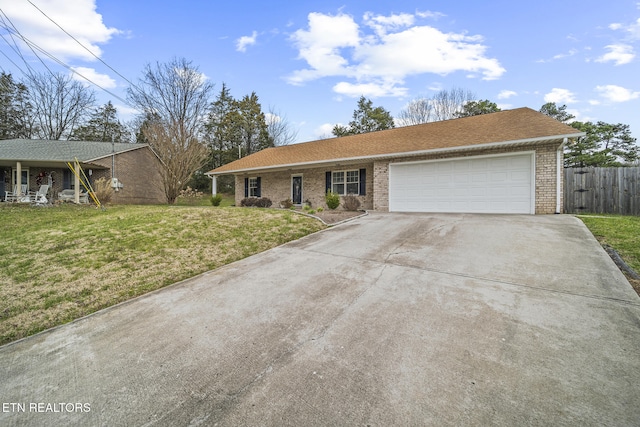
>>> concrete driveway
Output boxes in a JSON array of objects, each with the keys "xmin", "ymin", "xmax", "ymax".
[{"xmin": 1, "ymin": 213, "xmax": 639, "ymax": 426}]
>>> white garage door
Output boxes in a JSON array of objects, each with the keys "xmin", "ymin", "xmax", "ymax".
[{"xmin": 389, "ymin": 153, "xmax": 534, "ymax": 214}]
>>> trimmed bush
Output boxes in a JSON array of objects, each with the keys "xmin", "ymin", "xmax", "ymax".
[
  {"xmin": 210, "ymin": 194, "xmax": 222, "ymax": 206},
  {"xmin": 242, "ymin": 197, "xmax": 272, "ymax": 208},
  {"xmin": 280, "ymin": 198, "xmax": 293, "ymax": 209},
  {"xmin": 254, "ymin": 197, "xmax": 273, "ymax": 208},
  {"xmin": 325, "ymin": 190, "xmax": 340, "ymax": 210},
  {"xmin": 342, "ymin": 194, "xmax": 361, "ymax": 211}
]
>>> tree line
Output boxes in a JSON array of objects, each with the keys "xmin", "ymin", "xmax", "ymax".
[
  {"xmin": 0, "ymin": 58, "xmax": 297, "ymax": 202},
  {"xmin": 335, "ymin": 89, "xmax": 637, "ymax": 168},
  {"xmin": 2, "ymin": 58, "xmax": 637, "ymax": 203}
]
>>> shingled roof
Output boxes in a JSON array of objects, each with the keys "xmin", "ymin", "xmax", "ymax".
[
  {"xmin": 208, "ymin": 107, "xmax": 583, "ymax": 175},
  {"xmin": 0, "ymin": 139, "xmax": 148, "ymax": 165}
]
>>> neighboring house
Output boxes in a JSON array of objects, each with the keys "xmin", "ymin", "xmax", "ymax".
[
  {"xmin": 0, "ymin": 139, "xmax": 165, "ymax": 204},
  {"xmin": 207, "ymin": 108, "xmax": 585, "ymax": 214}
]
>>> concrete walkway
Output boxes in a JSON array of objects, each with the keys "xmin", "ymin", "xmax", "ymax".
[{"xmin": 1, "ymin": 213, "xmax": 639, "ymax": 426}]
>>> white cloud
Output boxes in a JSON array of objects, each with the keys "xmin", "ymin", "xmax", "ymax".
[
  {"xmin": 497, "ymin": 90, "xmax": 517, "ymax": 99},
  {"xmin": 595, "ymin": 84, "xmax": 640, "ymax": 102},
  {"xmin": 71, "ymin": 67, "xmax": 116, "ymax": 88},
  {"xmin": 287, "ymin": 11, "xmax": 505, "ymax": 96},
  {"xmin": 333, "ymin": 80, "xmax": 408, "ymax": 98},
  {"xmin": 363, "ymin": 12, "xmax": 415, "ymax": 36},
  {"xmin": 416, "ymin": 10, "xmax": 446, "ymax": 19},
  {"xmin": 0, "ymin": 0, "xmax": 119, "ymax": 62},
  {"xmin": 236, "ymin": 31, "xmax": 258, "ymax": 52},
  {"xmin": 315, "ymin": 123, "xmax": 336, "ymax": 139},
  {"xmin": 596, "ymin": 44, "xmax": 635, "ymax": 65},
  {"xmin": 609, "ymin": 17, "xmax": 640, "ymax": 39},
  {"xmin": 544, "ymin": 88, "xmax": 577, "ymax": 104}
]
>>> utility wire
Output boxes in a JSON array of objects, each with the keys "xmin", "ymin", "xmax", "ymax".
[
  {"xmin": 26, "ymin": 0, "xmax": 140, "ymax": 91},
  {"xmin": 0, "ymin": 7, "xmax": 135, "ymax": 108}
]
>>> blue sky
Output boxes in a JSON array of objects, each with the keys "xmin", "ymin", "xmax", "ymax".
[{"xmin": 1, "ymin": 0, "xmax": 639, "ymax": 143}]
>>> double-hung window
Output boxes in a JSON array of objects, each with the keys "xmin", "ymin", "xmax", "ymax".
[
  {"xmin": 248, "ymin": 177, "xmax": 259, "ymax": 197},
  {"xmin": 331, "ymin": 170, "xmax": 359, "ymax": 195}
]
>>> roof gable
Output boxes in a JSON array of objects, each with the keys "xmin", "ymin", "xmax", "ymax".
[
  {"xmin": 0, "ymin": 139, "xmax": 148, "ymax": 163},
  {"xmin": 209, "ymin": 107, "xmax": 583, "ymax": 175}
]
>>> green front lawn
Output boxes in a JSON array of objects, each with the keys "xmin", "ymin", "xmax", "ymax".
[
  {"xmin": 577, "ymin": 214, "xmax": 640, "ymax": 295},
  {"xmin": 0, "ymin": 204, "xmax": 325, "ymax": 345}
]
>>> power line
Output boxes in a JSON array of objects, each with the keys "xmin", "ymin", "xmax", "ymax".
[
  {"xmin": 0, "ymin": 7, "xmax": 136, "ymax": 109},
  {"xmin": 26, "ymin": 0, "xmax": 139, "ymax": 91}
]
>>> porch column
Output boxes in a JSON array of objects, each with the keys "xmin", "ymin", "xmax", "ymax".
[
  {"xmin": 211, "ymin": 175, "xmax": 217, "ymax": 196},
  {"xmin": 16, "ymin": 161, "xmax": 22, "ymax": 195},
  {"xmin": 74, "ymin": 160, "xmax": 80, "ymax": 204}
]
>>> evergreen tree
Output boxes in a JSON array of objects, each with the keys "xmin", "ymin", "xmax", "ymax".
[
  {"xmin": 70, "ymin": 101, "xmax": 130, "ymax": 142},
  {"xmin": 332, "ymin": 96, "xmax": 395, "ymax": 137},
  {"xmin": 0, "ymin": 72, "xmax": 34, "ymax": 139},
  {"xmin": 539, "ymin": 102, "xmax": 575, "ymax": 123},
  {"xmin": 567, "ymin": 121, "xmax": 638, "ymax": 167},
  {"xmin": 454, "ymin": 100, "xmax": 501, "ymax": 118}
]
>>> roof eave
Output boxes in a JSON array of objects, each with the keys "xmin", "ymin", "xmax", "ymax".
[{"xmin": 206, "ymin": 133, "xmax": 584, "ymax": 176}]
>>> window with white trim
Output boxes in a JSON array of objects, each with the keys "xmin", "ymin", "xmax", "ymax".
[
  {"xmin": 248, "ymin": 177, "xmax": 259, "ymax": 197},
  {"xmin": 332, "ymin": 170, "xmax": 359, "ymax": 195}
]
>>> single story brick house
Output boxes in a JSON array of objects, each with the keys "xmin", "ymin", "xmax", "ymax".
[
  {"xmin": 207, "ymin": 108, "xmax": 584, "ymax": 214},
  {"xmin": 0, "ymin": 139, "xmax": 165, "ymax": 204}
]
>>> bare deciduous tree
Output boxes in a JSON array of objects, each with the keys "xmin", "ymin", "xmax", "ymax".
[
  {"xmin": 25, "ymin": 72, "xmax": 96, "ymax": 140},
  {"xmin": 127, "ymin": 58, "xmax": 214, "ymax": 204},
  {"xmin": 142, "ymin": 122, "xmax": 208, "ymax": 204},
  {"xmin": 431, "ymin": 87, "xmax": 475, "ymax": 121},
  {"xmin": 266, "ymin": 106, "xmax": 299, "ymax": 146},
  {"xmin": 397, "ymin": 97, "xmax": 433, "ymax": 127}
]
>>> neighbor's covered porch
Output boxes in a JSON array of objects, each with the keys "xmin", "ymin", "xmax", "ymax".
[{"xmin": 1, "ymin": 160, "xmax": 108, "ymax": 204}]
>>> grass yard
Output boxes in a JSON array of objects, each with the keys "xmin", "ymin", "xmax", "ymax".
[
  {"xmin": 0, "ymin": 204, "xmax": 325, "ymax": 345},
  {"xmin": 577, "ymin": 214, "xmax": 640, "ymax": 295}
]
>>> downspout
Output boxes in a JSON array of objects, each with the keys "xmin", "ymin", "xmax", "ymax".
[{"xmin": 556, "ymin": 138, "xmax": 567, "ymax": 214}]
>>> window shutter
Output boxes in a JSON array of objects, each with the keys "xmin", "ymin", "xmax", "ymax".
[
  {"xmin": 244, "ymin": 177, "xmax": 249, "ymax": 198},
  {"xmin": 359, "ymin": 168, "xmax": 366, "ymax": 195},
  {"xmin": 325, "ymin": 171, "xmax": 331, "ymax": 193},
  {"xmin": 256, "ymin": 177, "xmax": 261, "ymax": 197}
]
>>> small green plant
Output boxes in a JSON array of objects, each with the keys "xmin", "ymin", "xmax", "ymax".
[
  {"xmin": 317, "ymin": 207, "xmax": 324, "ymax": 212},
  {"xmin": 325, "ymin": 190, "xmax": 340, "ymax": 210},
  {"xmin": 303, "ymin": 204, "xmax": 311, "ymax": 212},
  {"xmin": 210, "ymin": 194, "xmax": 223, "ymax": 206},
  {"xmin": 308, "ymin": 209, "xmax": 316, "ymax": 214}
]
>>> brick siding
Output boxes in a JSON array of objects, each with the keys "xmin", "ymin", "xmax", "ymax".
[
  {"xmin": 91, "ymin": 147, "xmax": 165, "ymax": 204},
  {"xmin": 231, "ymin": 142, "xmax": 563, "ymax": 214},
  {"xmin": 234, "ymin": 163, "xmax": 374, "ymax": 210}
]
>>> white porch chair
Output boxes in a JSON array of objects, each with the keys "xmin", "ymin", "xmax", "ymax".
[
  {"xmin": 4, "ymin": 184, "xmax": 27, "ymax": 202},
  {"xmin": 28, "ymin": 185, "xmax": 49, "ymax": 205}
]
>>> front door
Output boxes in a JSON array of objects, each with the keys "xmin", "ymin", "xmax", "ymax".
[{"xmin": 292, "ymin": 176, "xmax": 303, "ymax": 205}]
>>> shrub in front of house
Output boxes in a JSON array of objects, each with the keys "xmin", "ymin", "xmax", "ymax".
[
  {"xmin": 210, "ymin": 194, "xmax": 222, "ymax": 206},
  {"xmin": 93, "ymin": 177, "xmax": 113, "ymax": 204},
  {"xmin": 325, "ymin": 190, "xmax": 340, "ymax": 210},
  {"xmin": 241, "ymin": 197, "xmax": 272, "ymax": 208},
  {"xmin": 280, "ymin": 198, "xmax": 293, "ymax": 209},
  {"xmin": 254, "ymin": 197, "xmax": 272, "ymax": 208},
  {"xmin": 342, "ymin": 194, "xmax": 361, "ymax": 211}
]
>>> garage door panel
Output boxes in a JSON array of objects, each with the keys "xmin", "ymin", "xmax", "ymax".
[{"xmin": 389, "ymin": 153, "xmax": 533, "ymax": 214}]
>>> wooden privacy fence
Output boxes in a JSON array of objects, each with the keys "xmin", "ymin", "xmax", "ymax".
[{"xmin": 564, "ymin": 167, "xmax": 640, "ymax": 215}]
